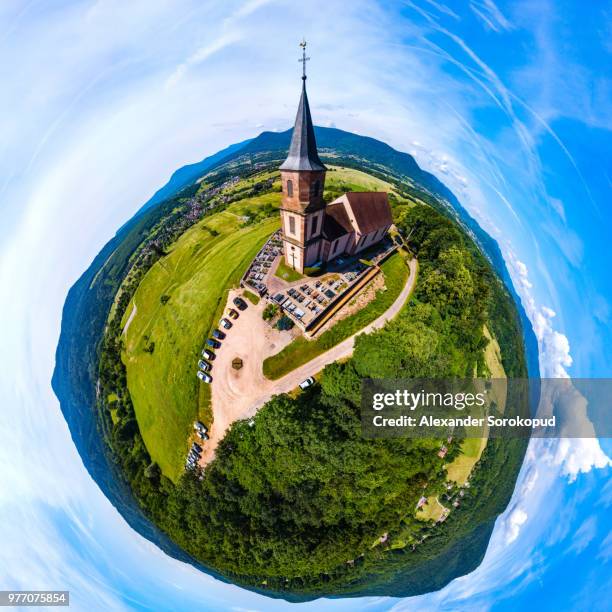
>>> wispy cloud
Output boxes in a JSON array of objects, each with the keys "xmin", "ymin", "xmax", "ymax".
[{"xmin": 470, "ymin": 0, "xmax": 513, "ymax": 32}]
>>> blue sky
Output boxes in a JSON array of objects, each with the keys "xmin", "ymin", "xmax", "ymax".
[{"xmin": 0, "ymin": 1, "xmax": 610, "ymax": 610}]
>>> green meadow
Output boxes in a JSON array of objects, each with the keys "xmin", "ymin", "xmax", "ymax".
[{"xmin": 122, "ymin": 195, "xmax": 279, "ymax": 481}]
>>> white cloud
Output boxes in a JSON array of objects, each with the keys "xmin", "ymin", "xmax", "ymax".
[
  {"xmin": 470, "ymin": 0, "xmax": 513, "ymax": 32},
  {"xmin": 552, "ymin": 439, "xmax": 612, "ymax": 483},
  {"xmin": 504, "ymin": 507, "xmax": 528, "ymax": 544},
  {"xmin": 165, "ymin": 31, "xmax": 242, "ymax": 89},
  {"xmin": 568, "ymin": 516, "xmax": 598, "ymax": 554},
  {"xmin": 507, "ymin": 255, "xmax": 573, "ymax": 377},
  {"xmin": 596, "ymin": 531, "xmax": 612, "ymax": 562}
]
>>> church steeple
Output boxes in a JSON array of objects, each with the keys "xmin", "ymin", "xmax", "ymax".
[
  {"xmin": 279, "ymin": 41, "xmax": 325, "ymax": 172},
  {"xmin": 278, "ymin": 41, "xmax": 327, "ymax": 273}
]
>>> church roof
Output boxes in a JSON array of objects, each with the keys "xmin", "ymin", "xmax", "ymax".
[
  {"xmin": 279, "ymin": 82, "xmax": 326, "ymax": 172},
  {"xmin": 343, "ymin": 192, "xmax": 392, "ymax": 234},
  {"xmin": 323, "ymin": 202, "xmax": 352, "ymax": 240},
  {"xmin": 322, "ymin": 193, "xmax": 392, "ymax": 242}
]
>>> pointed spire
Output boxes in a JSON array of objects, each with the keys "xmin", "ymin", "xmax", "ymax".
[{"xmin": 279, "ymin": 41, "xmax": 326, "ymax": 172}]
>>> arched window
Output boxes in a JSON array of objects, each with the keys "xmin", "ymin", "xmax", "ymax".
[
  {"xmin": 313, "ymin": 180, "xmax": 320, "ymax": 197},
  {"xmin": 286, "ymin": 179, "xmax": 293, "ymax": 197}
]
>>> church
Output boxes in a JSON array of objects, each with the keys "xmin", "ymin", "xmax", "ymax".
[{"xmin": 278, "ymin": 56, "xmax": 393, "ymax": 274}]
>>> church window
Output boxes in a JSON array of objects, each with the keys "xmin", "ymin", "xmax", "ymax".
[
  {"xmin": 287, "ymin": 179, "xmax": 294, "ymax": 197},
  {"xmin": 310, "ymin": 215, "xmax": 317, "ymax": 236},
  {"xmin": 313, "ymin": 180, "xmax": 320, "ymax": 197},
  {"xmin": 289, "ymin": 216, "xmax": 296, "ymax": 235}
]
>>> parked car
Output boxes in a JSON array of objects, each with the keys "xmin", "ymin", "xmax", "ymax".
[
  {"xmin": 233, "ymin": 296, "xmax": 247, "ymax": 310},
  {"xmin": 206, "ymin": 339, "xmax": 221, "ymax": 349},
  {"xmin": 194, "ymin": 421, "xmax": 207, "ymax": 433},
  {"xmin": 197, "ymin": 359, "xmax": 211, "ymax": 372},
  {"xmin": 228, "ymin": 308, "xmax": 239, "ymax": 319},
  {"xmin": 192, "ymin": 442, "xmax": 203, "ymax": 453},
  {"xmin": 197, "ymin": 371, "xmax": 212, "ymax": 383},
  {"xmin": 219, "ymin": 317, "xmax": 232, "ymax": 329},
  {"xmin": 201, "ymin": 349, "xmax": 215, "ymax": 360},
  {"xmin": 212, "ymin": 329, "xmax": 225, "ymax": 340},
  {"xmin": 299, "ymin": 377, "xmax": 315, "ymax": 390}
]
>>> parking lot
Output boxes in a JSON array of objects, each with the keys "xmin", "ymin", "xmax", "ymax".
[{"xmin": 195, "ymin": 288, "xmax": 297, "ymax": 467}]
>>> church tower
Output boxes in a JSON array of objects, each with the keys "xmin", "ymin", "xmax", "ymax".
[{"xmin": 279, "ymin": 41, "xmax": 326, "ymax": 273}]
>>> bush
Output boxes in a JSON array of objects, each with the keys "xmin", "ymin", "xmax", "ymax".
[
  {"xmin": 262, "ymin": 303, "xmax": 278, "ymax": 321},
  {"xmin": 275, "ymin": 314, "xmax": 294, "ymax": 330},
  {"xmin": 243, "ymin": 290, "xmax": 260, "ymax": 305},
  {"xmin": 304, "ymin": 265, "xmax": 325, "ymax": 277},
  {"xmin": 160, "ymin": 294, "xmax": 170, "ymax": 305}
]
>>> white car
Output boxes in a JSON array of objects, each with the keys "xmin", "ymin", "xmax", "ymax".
[
  {"xmin": 197, "ymin": 359, "xmax": 211, "ymax": 372},
  {"xmin": 220, "ymin": 317, "xmax": 232, "ymax": 329},
  {"xmin": 197, "ymin": 371, "xmax": 212, "ymax": 383},
  {"xmin": 299, "ymin": 377, "xmax": 315, "ymax": 390}
]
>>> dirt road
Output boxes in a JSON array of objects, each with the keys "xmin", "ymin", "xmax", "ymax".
[{"xmin": 198, "ymin": 258, "xmax": 417, "ymax": 466}]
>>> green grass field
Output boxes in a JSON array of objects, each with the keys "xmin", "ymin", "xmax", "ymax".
[
  {"xmin": 416, "ymin": 496, "xmax": 448, "ymax": 522},
  {"xmin": 243, "ymin": 290, "xmax": 260, "ymax": 305},
  {"xmin": 275, "ymin": 258, "xmax": 304, "ymax": 283},
  {"xmin": 325, "ymin": 166, "xmax": 400, "ymax": 195},
  {"xmin": 122, "ymin": 198, "xmax": 279, "ymax": 481},
  {"xmin": 445, "ymin": 438, "xmax": 487, "ymax": 485},
  {"xmin": 263, "ymin": 253, "xmax": 411, "ymax": 379}
]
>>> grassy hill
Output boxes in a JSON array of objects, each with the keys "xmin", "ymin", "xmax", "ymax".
[{"xmin": 122, "ymin": 197, "xmax": 279, "ymax": 481}]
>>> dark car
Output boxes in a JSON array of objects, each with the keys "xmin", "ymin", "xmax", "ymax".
[
  {"xmin": 212, "ymin": 329, "xmax": 225, "ymax": 340},
  {"xmin": 206, "ymin": 339, "xmax": 221, "ymax": 349},
  {"xmin": 233, "ymin": 296, "xmax": 247, "ymax": 310}
]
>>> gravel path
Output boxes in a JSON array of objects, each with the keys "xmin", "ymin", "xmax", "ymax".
[{"xmin": 122, "ymin": 302, "xmax": 137, "ymax": 335}]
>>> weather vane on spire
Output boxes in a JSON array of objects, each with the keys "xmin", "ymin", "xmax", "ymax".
[{"xmin": 299, "ymin": 39, "xmax": 310, "ymax": 81}]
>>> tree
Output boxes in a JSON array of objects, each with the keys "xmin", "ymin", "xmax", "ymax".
[
  {"xmin": 144, "ymin": 462, "xmax": 161, "ymax": 481},
  {"xmin": 262, "ymin": 303, "xmax": 278, "ymax": 321},
  {"xmin": 275, "ymin": 314, "xmax": 294, "ymax": 330}
]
